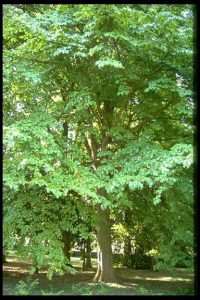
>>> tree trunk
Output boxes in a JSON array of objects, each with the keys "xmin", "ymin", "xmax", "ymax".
[
  {"xmin": 3, "ymin": 253, "xmax": 7, "ymax": 263},
  {"xmin": 81, "ymin": 240, "xmax": 86, "ymax": 270},
  {"xmin": 33, "ymin": 261, "xmax": 39, "ymax": 274},
  {"xmin": 82, "ymin": 238, "xmax": 93, "ymax": 270},
  {"xmin": 85, "ymin": 238, "xmax": 92, "ymax": 269},
  {"xmin": 32, "ymin": 254, "xmax": 39, "ymax": 274},
  {"xmin": 123, "ymin": 236, "xmax": 133, "ymax": 267},
  {"xmin": 93, "ymin": 205, "xmax": 115, "ymax": 283},
  {"xmin": 62, "ymin": 230, "xmax": 71, "ymax": 261}
]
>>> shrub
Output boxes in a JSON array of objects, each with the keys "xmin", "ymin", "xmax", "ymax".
[{"xmin": 15, "ymin": 276, "xmax": 39, "ymax": 295}]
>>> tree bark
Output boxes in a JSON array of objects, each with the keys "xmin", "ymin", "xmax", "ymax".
[
  {"xmin": 85, "ymin": 238, "xmax": 92, "ymax": 269},
  {"xmin": 81, "ymin": 239, "xmax": 86, "ymax": 270},
  {"xmin": 62, "ymin": 230, "xmax": 71, "ymax": 261},
  {"xmin": 33, "ymin": 261, "xmax": 39, "ymax": 274},
  {"xmin": 3, "ymin": 253, "xmax": 7, "ymax": 263},
  {"xmin": 93, "ymin": 204, "xmax": 115, "ymax": 283},
  {"xmin": 82, "ymin": 238, "xmax": 93, "ymax": 270},
  {"xmin": 32, "ymin": 253, "xmax": 39, "ymax": 274}
]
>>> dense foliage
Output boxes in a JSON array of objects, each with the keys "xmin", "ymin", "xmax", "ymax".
[{"xmin": 3, "ymin": 4, "xmax": 194, "ymax": 281}]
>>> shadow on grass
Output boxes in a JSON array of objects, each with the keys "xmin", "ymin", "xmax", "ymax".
[
  {"xmin": 116, "ymin": 268, "xmax": 194, "ymax": 295},
  {"xmin": 3, "ymin": 256, "xmax": 194, "ymax": 296}
]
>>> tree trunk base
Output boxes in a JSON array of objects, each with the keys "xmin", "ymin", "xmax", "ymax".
[
  {"xmin": 93, "ymin": 273, "xmax": 116, "ymax": 283},
  {"xmin": 93, "ymin": 205, "xmax": 116, "ymax": 283},
  {"xmin": 83, "ymin": 267, "xmax": 93, "ymax": 271}
]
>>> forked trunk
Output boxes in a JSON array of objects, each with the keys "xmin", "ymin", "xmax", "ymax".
[{"xmin": 93, "ymin": 206, "xmax": 115, "ymax": 283}]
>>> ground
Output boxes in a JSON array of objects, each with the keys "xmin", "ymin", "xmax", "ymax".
[{"xmin": 3, "ymin": 253, "xmax": 194, "ymax": 295}]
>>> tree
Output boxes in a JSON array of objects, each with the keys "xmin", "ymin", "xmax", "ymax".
[
  {"xmin": 80, "ymin": 237, "xmax": 93, "ymax": 270},
  {"xmin": 112, "ymin": 171, "xmax": 194, "ymax": 271},
  {"xmin": 3, "ymin": 4, "xmax": 194, "ymax": 282}
]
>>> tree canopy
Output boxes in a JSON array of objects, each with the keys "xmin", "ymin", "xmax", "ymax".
[{"xmin": 3, "ymin": 4, "xmax": 194, "ymax": 282}]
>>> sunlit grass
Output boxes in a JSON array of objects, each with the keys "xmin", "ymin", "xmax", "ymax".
[
  {"xmin": 130, "ymin": 276, "xmax": 191, "ymax": 282},
  {"xmin": 4, "ymin": 255, "xmax": 193, "ymax": 284},
  {"xmin": 3, "ymin": 254, "xmax": 194, "ymax": 295}
]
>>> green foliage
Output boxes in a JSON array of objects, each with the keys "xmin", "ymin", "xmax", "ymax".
[
  {"xmin": 41, "ymin": 289, "xmax": 65, "ymax": 295},
  {"xmin": 3, "ymin": 3, "xmax": 194, "ymax": 278},
  {"xmin": 137, "ymin": 284, "xmax": 194, "ymax": 296},
  {"xmin": 71, "ymin": 283, "xmax": 113, "ymax": 295},
  {"xmin": 71, "ymin": 283, "xmax": 93, "ymax": 295},
  {"xmin": 15, "ymin": 276, "xmax": 39, "ymax": 295},
  {"xmin": 138, "ymin": 285, "xmax": 149, "ymax": 295}
]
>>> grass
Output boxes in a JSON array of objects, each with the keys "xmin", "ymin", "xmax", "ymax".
[{"xmin": 3, "ymin": 254, "xmax": 195, "ymax": 295}]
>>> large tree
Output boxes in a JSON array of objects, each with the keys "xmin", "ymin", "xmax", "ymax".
[{"xmin": 3, "ymin": 4, "xmax": 194, "ymax": 282}]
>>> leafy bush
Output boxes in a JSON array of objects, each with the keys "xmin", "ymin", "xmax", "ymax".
[
  {"xmin": 71, "ymin": 283, "xmax": 111, "ymax": 295},
  {"xmin": 15, "ymin": 276, "xmax": 39, "ymax": 295},
  {"xmin": 132, "ymin": 254, "xmax": 153, "ymax": 270},
  {"xmin": 41, "ymin": 289, "xmax": 65, "ymax": 295},
  {"xmin": 71, "ymin": 283, "xmax": 93, "ymax": 295}
]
